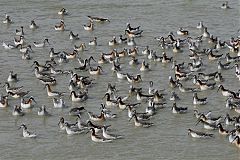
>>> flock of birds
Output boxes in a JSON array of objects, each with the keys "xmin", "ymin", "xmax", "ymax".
[{"xmin": 1, "ymin": 2, "xmax": 240, "ymax": 149}]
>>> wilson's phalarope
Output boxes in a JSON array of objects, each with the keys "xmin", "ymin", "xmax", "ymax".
[
  {"xmin": 172, "ymin": 102, "xmax": 187, "ymax": 114},
  {"xmin": 87, "ymin": 111, "xmax": 106, "ymax": 122},
  {"xmin": 193, "ymin": 109, "xmax": 212, "ymax": 119},
  {"xmin": 33, "ymin": 38, "xmax": 50, "ymax": 48},
  {"xmin": 8, "ymin": 91, "xmax": 30, "ymax": 99},
  {"xmin": 45, "ymin": 84, "xmax": 64, "ymax": 97},
  {"xmin": 118, "ymin": 35, "xmax": 127, "ymax": 44},
  {"xmin": 193, "ymin": 93, "xmax": 207, "ymax": 105},
  {"xmin": 2, "ymin": 42, "xmax": 15, "ymax": 49},
  {"xmin": 19, "ymin": 44, "xmax": 33, "ymax": 53},
  {"xmin": 58, "ymin": 8, "xmax": 68, "ymax": 15},
  {"xmin": 38, "ymin": 105, "xmax": 51, "ymax": 116},
  {"xmin": 231, "ymin": 136, "xmax": 240, "ymax": 148},
  {"xmin": 22, "ymin": 50, "xmax": 31, "ymax": 60},
  {"xmin": 188, "ymin": 129, "xmax": 213, "ymax": 138},
  {"xmin": 198, "ymin": 71, "xmax": 218, "ymax": 80},
  {"xmin": 58, "ymin": 117, "xmax": 67, "ymax": 130},
  {"xmin": 2, "ymin": 14, "xmax": 13, "ymax": 24},
  {"xmin": 196, "ymin": 119, "xmax": 218, "ymax": 130},
  {"xmin": 127, "ymin": 38, "xmax": 136, "ymax": 46},
  {"xmin": 126, "ymin": 74, "xmax": 142, "ymax": 83},
  {"xmin": 221, "ymin": 1, "xmax": 230, "ymax": 9},
  {"xmin": 63, "ymin": 50, "xmax": 78, "ymax": 59},
  {"xmin": 83, "ymin": 21, "xmax": 94, "ymax": 31},
  {"xmin": 176, "ymin": 28, "xmax": 189, "ymax": 36},
  {"xmin": 198, "ymin": 114, "xmax": 222, "ymax": 125},
  {"xmin": 169, "ymin": 91, "xmax": 180, "ymax": 101},
  {"xmin": 88, "ymin": 128, "xmax": 112, "ymax": 143},
  {"xmin": 4, "ymin": 82, "xmax": 23, "ymax": 93},
  {"xmin": 140, "ymin": 60, "xmax": 150, "ymax": 71},
  {"xmin": 224, "ymin": 113, "xmax": 235, "ymax": 126},
  {"xmin": 76, "ymin": 114, "xmax": 88, "ymax": 129},
  {"xmin": 87, "ymin": 16, "xmax": 110, "ymax": 22},
  {"xmin": 18, "ymin": 124, "xmax": 37, "ymax": 138},
  {"xmin": 53, "ymin": 97, "xmax": 66, "ymax": 108},
  {"xmin": 196, "ymin": 21, "xmax": 205, "ymax": 29},
  {"xmin": 29, "ymin": 20, "xmax": 39, "ymax": 29},
  {"xmin": 129, "ymin": 114, "xmax": 154, "ymax": 128},
  {"xmin": 102, "ymin": 125, "xmax": 123, "ymax": 140},
  {"xmin": 89, "ymin": 37, "xmax": 97, "ymax": 46},
  {"xmin": 74, "ymin": 43, "xmax": 86, "ymax": 51},
  {"xmin": 21, "ymin": 96, "xmax": 37, "ymax": 109},
  {"xmin": 55, "ymin": 20, "xmax": 65, "ymax": 31},
  {"xmin": 102, "ymin": 93, "xmax": 117, "ymax": 107},
  {"xmin": 195, "ymin": 80, "xmax": 216, "ymax": 91},
  {"xmin": 217, "ymin": 123, "xmax": 229, "ymax": 135},
  {"xmin": 8, "ymin": 71, "xmax": 18, "ymax": 82},
  {"xmin": 217, "ymin": 85, "xmax": 236, "ymax": 97},
  {"xmin": 12, "ymin": 105, "xmax": 24, "ymax": 116},
  {"xmin": 0, "ymin": 95, "xmax": 8, "ymax": 108},
  {"xmin": 89, "ymin": 66, "xmax": 103, "ymax": 75},
  {"xmin": 69, "ymin": 107, "xmax": 86, "ymax": 116},
  {"xmin": 109, "ymin": 36, "xmax": 118, "ymax": 46},
  {"xmin": 65, "ymin": 122, "xmax": 86, "ymax": 135},
  {"xmin": 16, "ymin": 26, "xmax": 24, "ymax": 36},
  {"xmin": 49, "ymin": 48, "xmax": 61, "ymax": 58},
  {"xmin": 125, "ymin": 29, "xmax": 143, "ymax": 38},
  {"xmin": 38, "ymin": 77, "xmax": 56, "ymax": 85},
  {"xmin": 14, "ymin": 36, "xmax": 24, "ymax": 46},
  {"xmin": 69, "ymin": 31, "xmax": 79, "ymax": 40},
  {"xmin": 202, "ymin": 27, "xmax": 210, "ymax": 38},
  {"xmin": 70, "ymin": 91, "xmax": 88, "ymax": 102}
]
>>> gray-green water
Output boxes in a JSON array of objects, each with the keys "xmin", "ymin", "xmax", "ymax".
[{"xmin": 0, "ymin": 0, "xmax": 239, "ymax": 159}]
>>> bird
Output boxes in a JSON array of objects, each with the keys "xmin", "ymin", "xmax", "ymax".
[
  {"xmin": 188, "ymin": 129, "xmax": 213, "ymax": 138},
  {"xmin": 18, "ymin": 124, "xmax": 37, "ymax": 138}
]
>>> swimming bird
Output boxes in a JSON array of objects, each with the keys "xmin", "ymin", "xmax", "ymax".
[
  {"xmin": 88, "ymin": 128, "xmax": 112, "ymax": 143},
  {"xmin": 18, "ymin": 124, "xmax": 37, "ymax": 138},
  {"xmin": 33, "ymin": 38, "xmax": 50, "ymax": 47},
  {"xmin": 8, "ymin": 91, "xmax": 30, "ymax": 99},
  {"xmin": 193, "ymin": 93, "xmax": 207, "ymax": 105},
  {"xmin": 4, "ymin": 82, "xmax": 23, "ymax": 93},
  {"xmin": 83, "ymin": 21, "xmax": 94, "ymax": 31},
  {"xmin": 14, "ymin": 36, "xmax": 24, "ymax": 46},
  {"xmin": 2, "ymin": 14, "xmax": 13, "ymax": 24},
  {"xmin": 45, "ymin": 84, "xmax": 64, "ymax": 97},
  {"xmin": 221, "ymin": 1, "xmax": 230, "ymax": 9},
  {"xmin": 70, "ymin": 91, "xmax": 88, "ymax": 102},
  {"xmin": 65, "ymin": 122, "xmax": 86, "ymax": 135},
  {"xmin": 217, "ymin": 85, "xmax": 236, "ymax": 97},
  {"xmin": 7, "ymin": 71, "xmax": 18, "ymax": 82},
  {"xmin": 87, "ymin": 111, "xmax": 106, "ymax": 122},
  {"xmin": 53, "ymin": 97, "xmax": 66, "ymax": 108},
  {"xmin": 38, "ymin": 105, "xmax": 51, "ymax": 116},
  {"xmin": 177, "ymin": 28, "xmax": 189, "ymax": 36},
  {"xmin": 29, "ymin": 20, "xmax": 39, "ymax": 29},
  {"xmin": 193, "ymin": 109, "xmax": 212, "ymax": 119},
  {"xmin": 188, "ymin": 129, "xmax": 213, "ymax": 138},
  {"xmin": 140, "ymin": 60, "xmax": 150, "ymax": 71},
  {"xmin": 12, "ymin": 105, "xmax": 24, "ymax": 116},
  {"xmin": 169, "ymin": 91, "xmax": 180, "ymax": 101},
  {"xmin": 55, "ymin": 20, "xmax": 65, "ymax": 31},
  {"xmin": 118, "ymin": 35, "xmax": 127, "ymax": 44},
  {"xmin": 126, "ymin": 74, "xmax": 142, "ymax": 83},
  {"xmin": 69, "ymin": 106, "xmax": 86, "ymax": 116},
  {"xmin": 49, "ymin": 48, "xmax": 61, "ymax": 58},
  {"xmin": 2, "ymin": 42, "xmax": 16, "ymax": 49},
  {"xmin": 16, "ymin": 26, "xmax": 24, "ymax": 36},
  {"xmin": 69, "ymin": 31, "xmax": 79, "ymax": 40},
  {"xmin": 217, "ymin": 123, "xmax": 229, "ymax": 135},
  {"xmin": 21, "ymin": 96, "xmax": 37, "ymax": 109},
  {"xmin": 58, "ymin": 8, "xmax": 68, "ymax": 15},
  {"xmin": 172, "ymin": 102, "xmax": 187, "ymax": 114},
  {"xmin": 89, "ymin": 37, "xmax": 97, "ymax": 46},
  {"xmin": 87, "ymin": 16, "xmax": 110, "ymax": 23},
  {"xmin": 196, "ymin": 21, "xmax": 205, "ymax": 29},
  {"xmin": 129, "ymin": 114, "xmax": 154, "ymax": 128},
  {"xmin": 74, "ymin": 43, "xmax": 86, "ymax": 51},
  {"xmin": 108, "ymin": 36, "xmax": 118, "ymax": 46},
  {"xmin": 89, "ymin": 66, "xmax": 103, "ymax": 75},
  {"xmin": 102, "ymin": 125, "xmax": 123, "ymax": 140},
  {"xmin": 0, "ymin": 95, "xmax": 8, "ymax": 108}
]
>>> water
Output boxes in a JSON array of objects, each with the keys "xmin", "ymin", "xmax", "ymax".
[{"xmin": 0, "ymin": 0, "xmax": 240, "ymax": 159}]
